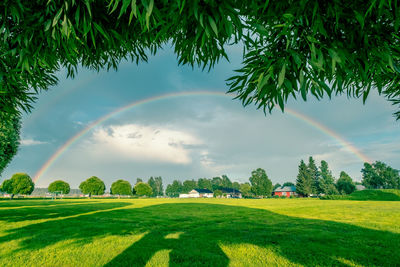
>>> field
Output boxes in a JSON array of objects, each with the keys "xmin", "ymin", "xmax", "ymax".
[{"xmin": 0, "ymin": 198, "xmax": 399, "ymax": 266}]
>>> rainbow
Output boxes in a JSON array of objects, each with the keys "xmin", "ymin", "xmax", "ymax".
[{"xmin": 33, "ymin": 91, "xmax": 372, "ymax": 183}]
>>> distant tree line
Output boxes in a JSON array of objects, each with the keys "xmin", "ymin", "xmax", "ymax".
[
  {"xmin": 1, "ymin": 160, "xmax": 398, "ymax": 199},
  {"xmin": 294, "ymin": 157, "xmax": 400, "ymax": 197}
]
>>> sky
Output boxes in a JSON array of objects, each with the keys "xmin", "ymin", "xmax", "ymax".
[{"xmin": 2, "ymin": 45, "xmax": 400, "ymax": 189}]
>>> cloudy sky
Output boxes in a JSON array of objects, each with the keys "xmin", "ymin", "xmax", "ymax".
[{"xmin": 2, "ymin": 46, "xmax": 400, "ymax": 189}]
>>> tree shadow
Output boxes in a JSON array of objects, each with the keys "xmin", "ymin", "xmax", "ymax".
[
  {"xmin": 348, "ymin": 190, "xmax": 400, "ymax": 201},
  {"xmin": 0, "ymin": 202, "xmax": 399, "ymax": 266},
  {"xmin": 0, "ymin": 201, "xmax": 129, "ymax": 223}
]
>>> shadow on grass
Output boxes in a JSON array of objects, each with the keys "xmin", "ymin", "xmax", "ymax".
[
  {"xmin": 348, "ymin": 189, "xmax": 400, "ymax": 201},
  {"xmin": 1, "ymin": 202, "xmax": 399, "ymax": 266},
  {"xmin": 0, "ymin": 201, "xmax": 129, "ymax": 223}
]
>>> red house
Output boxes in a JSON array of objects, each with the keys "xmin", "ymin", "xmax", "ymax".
[{"xmin": 274, "ymin": 186, "xmax": 297, "ymax": 197}]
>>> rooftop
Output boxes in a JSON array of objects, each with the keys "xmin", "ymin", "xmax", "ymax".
[{"xmin": 274, "ymin": 186, "xmax": 296, "ymax": 192}]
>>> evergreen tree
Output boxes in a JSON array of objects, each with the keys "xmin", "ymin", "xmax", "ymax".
[
  {"xmin": 319, "ymin": 161, "xmax": 338, "ymax": 195},
  {"xmin": 296, "ymin": 160, "xmax": 313, "ymax": 197},
  {"xmin": 307, "ymin": 156, "xmax": 320, "ymax": 194}
]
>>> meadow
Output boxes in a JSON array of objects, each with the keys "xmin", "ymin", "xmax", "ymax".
[{"xmin": 0, "ymin": 198, "xmax": 399, "ymax": 267}]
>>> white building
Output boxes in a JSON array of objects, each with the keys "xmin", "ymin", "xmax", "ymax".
[{"xmin": 179, "ymin": 189, "xmax": 214, "ymax": 198}]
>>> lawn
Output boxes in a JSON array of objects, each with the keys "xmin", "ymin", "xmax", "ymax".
[{"xmin": 0, "ymin": 198, "xmax": 399, "ymax": 266}]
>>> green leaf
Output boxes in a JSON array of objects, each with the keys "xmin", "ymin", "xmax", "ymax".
[
  {"xmin": 52, "ymin": 8, "xmax": 63, "ymax": 27},
  {"xmin": 208, "ymin": 17, "xmax": 218, "ymax": 36},
  {"xmin": 278, "ymin": 64, "xmax": 285, "ymax": 88}
]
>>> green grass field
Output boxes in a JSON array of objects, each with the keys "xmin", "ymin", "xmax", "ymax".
[{"xmin": 0, "ymin": 198, "xmax": 399, "ymax": 266}]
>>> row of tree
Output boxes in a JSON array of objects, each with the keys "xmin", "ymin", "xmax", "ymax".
[
  {"xmin": 1, "ymin": 160, "xmax": 399, "ymax": 199},
  {"xmin": 165, "ymin": 168, "xmax": 273, "ymax": 198},
  {"xmin": 295, "ymin": 157, "xmax": 400, "ymax": 197}
]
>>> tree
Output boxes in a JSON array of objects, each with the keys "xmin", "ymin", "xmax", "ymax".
[
  {"xmin": 0, "ymin": 113, "xmax": 21, "ymax": 176},
  {"xmin": 79, "ymin": 176, "xmax": 106, "ymax": 197},
  {"xmin": 2, "ymin": 1, "xmax": 400, "ymax": 172},
  {"xmin": 111, "ymin": 180, "xmax": 132, "ymax": 196},
  {"xmin": 249, "ymin": 168, "xmax": 273, "ymax": 197},
  {"xmin": 296, "ymin": 160, "xmax": 313, "ymax": 197},
  {"xmin": 240, "ymin": 183, "xmax": 252, "ymax": 198},
  {"xmin": 134, "ymin": 182, "xmax": 153, "ymax": 197},
  {"xmin": 282, "ymin": 182, "xmax": 295, "ymax": 187},
  {"xmin": 214, "ymin": 190, "xmax": 223, "ymax": 198},
  {"xmin": 0, "ymin": 173, "xmax": 34, "ymax": 199},
  {"xmin": 319, "ymin": 160, "xmax": 339, "ymax": 195},
  {"xmin": 182, "ymin": 180, "xmax": 197, "ymax": 193},
  {"xmin": 166, "ymin": 180, "xmax": 183, "ymax": 197},
  {"xmin": 48, "ymin": 180, "xmax": 70, "ymax": 195},
  {"xmin": 135, "ymin": 178, "xmax": 143, "ymax": 184},
  {"xmin": 198, "ymin": 178, "xmax": 212, "ymax": 190},
  {"xmin": 221, "ymin": 175, "xmax": 233, "ymax": 188},
  {"xmin": 307, "ymin": 157, "xmax": 320, "ymax": 194},
  {"xmin": 232, "ymin": 182, "xmax": 240, "ymax": 191},
  {"xmin": 336, "ymin": 172, "xmax": 356, "ymax": 195},
  {"xmin": 273, "ymin": 183, "xmax": 282, "ymax": 190},
  {"xmin": 148, "ymin": 176, "xmax": 163, "ymax": 197},
  {"xmin": 362, "ymin": 161, "xmax": 400, "ymax": 189},
  {"xmin": 2, "ymin": 1, "xmax": 400, "ymax": 118},
  {"xmin": 211, "ymin": 177, "xmax": 223, "ymax": 191}
]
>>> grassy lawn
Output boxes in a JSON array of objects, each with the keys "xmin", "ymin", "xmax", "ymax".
[{"xmin": 0, "ymin": 198, "xmax": 399, "ymax": 266}]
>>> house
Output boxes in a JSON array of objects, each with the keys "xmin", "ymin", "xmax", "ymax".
[
  {"xmin": 220, "ymin": 188, "xmax": 242, "ymax": 198},
  {"xmin": 179, "ymin": 188, "xmax": 213, "ymax": 198},
  {"xmin": 274, "ymin": 186, "xmax": 297, "ymax": 197}
]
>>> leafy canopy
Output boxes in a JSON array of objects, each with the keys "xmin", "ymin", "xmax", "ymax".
[
  {"xmin": 111, "ymin": 179, "xmax": 132, "ymax": 195},
  {"xmin": 249, "ymin": 168, "xmax": 273, "ymax": 197},
  {"xmin": 134, "ymin": 182, "xmax": 153, "ymax": 196},
  {"xmin": 79, "ymin": 176, "xmax": 106, "ymax": 196},
  {"xmin": 0, "ymin": 113, "xmax": 21, "ymax": 176},
  {"xmin": 336, "ymin": 171, "xmax": 356, "ymax": 195},
  {"xmin": 362, "ymin": 161, "xmax": 400, "ymax": 189},
  {"xmin": 1, "ymin": 173, "xmax": 35, "ymax": 196},
  {"xmin": 1, "ymin": 0, "xmax": 400, "ymax": 118},
  {"xmin": 48, "ymin": 180, "xmax": 71, "ymax": 194}
]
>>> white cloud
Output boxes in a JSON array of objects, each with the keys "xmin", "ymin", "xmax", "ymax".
[
  {"xmin": 83, "ymin": 124, "xmax": 203, "ymax": 164},
  {"xmin": 20, "ymin": 139, "xmax": 48, "ymax": 146}
]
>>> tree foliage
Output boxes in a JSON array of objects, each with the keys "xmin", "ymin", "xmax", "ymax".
[
  {"xmin": 249, "ymin": 168, "xmax": 272, "ymax": 197},
  {"xmin": 165, "ymin": 180, "xmax": 183, "ymax": 197},
  {"xmin": 79, "ymin": 176, "xmax": 105, "ymax": 196},
  {"xmin": 48, "ymin": 180, "xmax": 70, "ymax": 194},
  {"xmin": 336, "ymin": 171, "xmax": 356, "ymax": 195},
  {"xmin": 239, "ymin": 183, "xmax": 252, "ymax": 198},
  {"xmin": 182, "ymin": 179, "xmax": 198, "ymax": 193},
  {"xmin": 307, "ymin": 157, "xmax": 319, "ymax": 194},
  {"xmin": 134, "ymin": 182, "xmax": 153, "ymax": 197},
  {"xmin": 362, "ymin": 161, "xmax": 400, "ymax": 189},
  {"xmin": 296, "ymin": 160, "xmax": 313, "ymax": 197},
  {"xmin": 0, "ymin": 173, "xmax": 34, "ymax": 198},
  {"xmin": 148, "ymin": 176, "xmax": 163, "ymax": 196},
  {"xmin": 111, "ymin": 179, "xmax": 132, "ymax": 196},
  {"xmin": 319, "ymin": 160, "xmax": 338, "ymax": 195},
  {"xmin": 0, "ymin": 113, "xmax": 21, "ymax": 176},
  {"xmin": 282, "ymin": 182, "xmax": 295, "ymax": 187},
  {"xmin": 198, "ymin": 178, "xmax": 213, "ymax": 191},
  {"xmin": 2, "ymin": 0, "xmax": 400, "ymax": 118}
]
